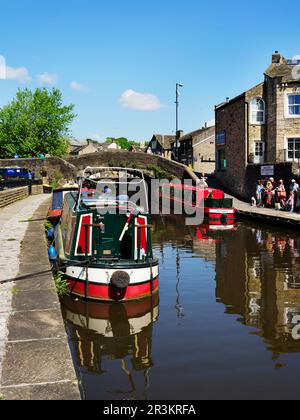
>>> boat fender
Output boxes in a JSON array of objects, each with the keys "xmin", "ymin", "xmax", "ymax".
[
  {"xmin": 111, "ymin": 271, "xmax": 130, "ymax": 289},
  {"xmin": 47, "ymin": 228, "xmax": 55, "ymax": 240},
  {"xmin": 48, "ymin": 245, "xmax": 58, "ymax": 261}
]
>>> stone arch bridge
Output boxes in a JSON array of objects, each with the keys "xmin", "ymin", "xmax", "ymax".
[{"xmin": 0, "ymin": 151, "xmax": 199, "ymax": 185}]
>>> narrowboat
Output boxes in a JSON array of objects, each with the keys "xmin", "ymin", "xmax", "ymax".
[
  {"xmin": 160, "ymin": 183, "xmax": 236, "ymax": 224},
  {"xmin": 47, "ymin": 187, "xmax": 78, "ymax": 223},
  {"xmin": 54, "ymin": 167, "xmax": 159, "ymax": 302}
]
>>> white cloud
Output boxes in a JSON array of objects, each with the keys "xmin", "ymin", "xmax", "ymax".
[
  {"xmin": 119, "ymin": 89, "xmax": 163, "ymax": 111},
  {"xmin": 70, "ymin": 81, "xmax": 90, "ymax": 92},
  {"xmin": 5, "ymin": 65, "xmax": 32, "ymax": 83},
  {"xmin": 37, "ymin": 72, "xmax": 57, "ymax": 85}
]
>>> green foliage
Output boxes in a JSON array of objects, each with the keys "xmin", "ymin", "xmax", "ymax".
[
  {"xmin": 44, "ymin": 220, "xmax": 53, "ymax": 233},
  {"xmin": 0, "ymin": 394, "xmax": 5, "ymax": 400},
  {"xmin": 0, "ymin": 88, "xmax": 76, "ymax": 158},
  {"xmin": 50, "ymin": 170, "xmax": 63, "ymax": 191},
  {"xmin": 106, "ymin": 137, "xmax": 142, "ymax": 151},
  {"xmin": 147, "ymin": 164, "xmax": 168, "ymax": 180},
  {"xmin": 54, "ymin": 272, "xmax": 70, "ymax": 298}
]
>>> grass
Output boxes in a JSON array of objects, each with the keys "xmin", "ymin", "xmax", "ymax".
[
  {"xmin": 54, "ymin": 272, "xmax": 70, "ymax": 298},
  {"xmin": 11, "ymin": 287, "xmax": 18, "ymax": 295}
]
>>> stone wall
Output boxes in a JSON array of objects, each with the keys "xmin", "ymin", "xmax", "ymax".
[
  {"xmin": 215, "ymin": 94, "xmax": 247, "ymax": 197},
  {"xmin": 245, "ymin": 83, "xmax": 265, "ymax": 161},
  {"xmin": 0, "ymin": 187, "xmax": 29, "ymax": 208},
  {"xmin": 274, "ymin": 84, "xmax": 300, "ymax": 156},
  {"xmin": 193, "ymin": 126, "xmax": 215, "ymax": 174},
  {"xmin": 0, "ymin": 157, "xmax": 77, "ymax": 185},
  {"xmin": 0, "ymin": 152, "xmax": 199, "ymax": 187},
  {"xmin": 217, "ymin": 162, "xmax": 298, "ymax": 200}
]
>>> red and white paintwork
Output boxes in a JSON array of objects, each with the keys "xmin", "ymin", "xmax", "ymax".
[
  {"xmin": 63, "ymin": 295, "xmax": 160, "ymax": 337},
  {"xmin": 159, "ymin": 184, "xmax": 236, "ymax": 222},
  {"xmin": 65, "ymin": 264, "xmax": 159, "ymax": 302}
]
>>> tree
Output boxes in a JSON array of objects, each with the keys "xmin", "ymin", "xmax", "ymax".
[
  {"xmin": 0, "ymin": 88, "xmax": 76, "ymax": 158},
  {"xmin": 105, "ymin": 137, "xmax": 142, "ymax": 150}
]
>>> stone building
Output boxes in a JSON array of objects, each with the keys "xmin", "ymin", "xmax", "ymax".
[
  {"xmin": 69, "ymin": 139, "xmax": 100, "ymax": 156},
  {"xmin": 175, "ymin": 125, "xmax": 215, "ymax": 173},
  {"xmin": 69, "ymin": 139, "xmax": 121, "ymax": 156},
  {"xmin": 147, "ymin": 134, "xmax": 176, "ymax": 160},
  {"xmin": 215, "ymin": 52, "xmax": 300, "ymax": 199},
  {"xmin": 192, "ymin": 125, "xmax": 215, "ymax": 174}
]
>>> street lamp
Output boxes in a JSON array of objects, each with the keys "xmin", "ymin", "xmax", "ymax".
[
  {"xmin": 175, "ymin": 83, "xmax": 184, "ymax": 133},
  {"xmin": 175, "ymin": 83, "xmax": 183, "ymax": 160}
]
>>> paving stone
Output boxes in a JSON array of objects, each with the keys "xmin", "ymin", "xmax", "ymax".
[
  {"xmin": 11, "ymin": 289, "xmax": 61, "ymax": 312},
  {"xmin": 7, "ymin": 309, "xmax": 65, "ymax": 341},
  {"xmin": 1, "ymin": 339, "xmax": 77, "ymax": 387},
  {"xmin": 0, "ymin": 381, "xmax": 81, "ymax": 401}
]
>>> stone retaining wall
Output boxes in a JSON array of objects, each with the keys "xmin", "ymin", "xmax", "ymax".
[{"xmin": 0, "ymin": 187, "xmax": 28, "ymax": 208}]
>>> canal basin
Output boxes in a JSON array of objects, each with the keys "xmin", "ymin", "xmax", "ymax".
[{"xmin": 62, "ymin": 216, "xmax": 300, "ymax": 400}]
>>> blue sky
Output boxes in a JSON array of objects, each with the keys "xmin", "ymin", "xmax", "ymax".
[{"xmin": 0, "ymin": 0, "xmax": 300, "ymax": 142}]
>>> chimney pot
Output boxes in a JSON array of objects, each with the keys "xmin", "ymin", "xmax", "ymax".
[{"xmin": 272, "ymin": 51, "xmax": 285, "ymax": 64}]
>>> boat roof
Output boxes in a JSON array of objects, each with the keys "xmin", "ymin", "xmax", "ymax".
[{"xmin": 82, "ymin": 167, "xmax": 146, "ymax": 182}]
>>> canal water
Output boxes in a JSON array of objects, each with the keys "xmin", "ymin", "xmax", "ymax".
[{"xmin": 62, "ymin": 217, "xmax": 300, "ymax": 400}]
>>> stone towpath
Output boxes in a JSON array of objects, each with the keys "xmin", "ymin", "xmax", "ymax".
[{"xmin": 0, "ymin": 195, "xmax": 80, "ymax": 400}]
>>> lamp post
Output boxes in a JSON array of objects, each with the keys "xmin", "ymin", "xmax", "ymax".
[{"xmin": 175, "ymin": 83, "xmax": 183, "ymax": 160}]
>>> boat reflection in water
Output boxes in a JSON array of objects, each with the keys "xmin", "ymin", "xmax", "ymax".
[
  {"xmin": 62, "ymin": 294, "xmax": 159, "ymax": 400},
  {"xmin": 214, "ymin": 224, "xmax": 300, "ymax": 362}
]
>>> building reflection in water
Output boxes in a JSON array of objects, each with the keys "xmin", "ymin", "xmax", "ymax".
[
  {"xmin": 153, "ymin": 216, "xmax": 300, "ymax": 364},
  {"xmin": 214, "ymin": 224, "xmax": 300, "ymax": 364},
  {"xmin": 62, "ymin": 294, "xmax": 159, "ymax": 400}
]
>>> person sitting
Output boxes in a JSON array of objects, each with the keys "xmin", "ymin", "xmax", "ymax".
[
  {"xmin": 283, "ymin": 192, "xmax": 295, "ymax": 212},
  {"xmin": 104, "ymin": 186, "xmax": 112, "ymax": 195}
]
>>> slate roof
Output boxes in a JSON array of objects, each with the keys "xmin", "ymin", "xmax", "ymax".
[
  {"xmin": 178, "ymin": 126, "xmax": 215, "ymax": 142},
  {"xmin": 265, "ymin": 60, "xmax": 299, "ymax": 83},
  {"xmin": 152, "ymin": 135, "xmax": 176, "ymax": 150}
]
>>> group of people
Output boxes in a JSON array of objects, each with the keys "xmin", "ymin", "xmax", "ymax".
[{"xmin": 254, "ymin": 178, "xmax": 300, "ymax": 212}]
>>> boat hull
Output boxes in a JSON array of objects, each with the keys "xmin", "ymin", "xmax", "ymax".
[
  {"xmin": 64, "ymin": 263, "xmax": 159, "ymax": 302},
  {"xmin": 67, "ymin": 276, "xmax": 159, "ymax": 302}
]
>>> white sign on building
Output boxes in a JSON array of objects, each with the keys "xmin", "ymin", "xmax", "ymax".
[{"xmin": 261, "ymin": 165, "xmax": 274, "ymax": 177}]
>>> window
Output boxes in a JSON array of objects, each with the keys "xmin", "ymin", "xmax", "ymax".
[
  {"xmin": 287, "ymin": 138, "xmax": 300, "ymax": 161},
  {"xmin": 287, "ymin": 94, "xmax": 300, "ymax": 117},
  {"xmin": 251, "ymin": 98, "xmax": 265, "ymax": 124},
  {"xmin": 253, "ymin": 141, "xmax": 265, "ymax": 164}
]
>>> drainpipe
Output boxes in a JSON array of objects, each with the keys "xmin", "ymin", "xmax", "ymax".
[{"xmin": 245, "ymin": 101, "xmax": 249, "ymax": 167}]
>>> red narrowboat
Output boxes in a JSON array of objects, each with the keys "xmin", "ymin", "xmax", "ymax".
[{"xmin": 160, "ymin": 183, "xmax": 236, "ymax": 224}]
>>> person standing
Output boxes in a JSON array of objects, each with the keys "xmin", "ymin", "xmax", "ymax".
[
  {"xmin": 265, "ymin": 180, "xmax": 275, "ymax": 208},
  {"xmin": 276, "ymin": 179, "xmax": 286, "ymax": 210},
  {"xmin": 290, "ymin": 179, "xmax": 299, "ymax": 211},
  {"xmin": 27, "ymin": 170, "xmax": 33, "ymax": 195},
  {"xmin": 256, "ymin": 180, "xmax": 264, "ymax": 208},
  {"xmin": 290, "ymin": 179, "xmax": 299, "ymax": 192}
]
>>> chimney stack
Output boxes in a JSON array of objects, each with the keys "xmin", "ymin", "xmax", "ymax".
[
  {"xmin": 176, "ymin": 130, "xmax": 184, "ymax": 139},
  {"xmin": 272, "ymin": 51, "xmax": 285, "ymax": 64}
]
